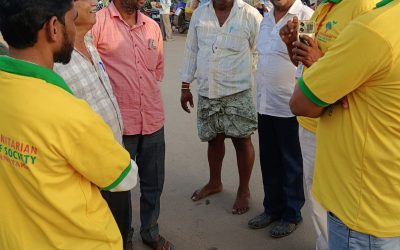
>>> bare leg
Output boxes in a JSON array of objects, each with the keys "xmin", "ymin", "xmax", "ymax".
[
  {"xmin": 231, "ymin": 136, "xmax": 255, "ymax": 215},
  {"xmin": 191, "ymin": 133, "xmax": 225, "ymax": 201}
]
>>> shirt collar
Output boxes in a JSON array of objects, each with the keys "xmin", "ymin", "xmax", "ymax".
[
  {"xmin": 108, "ymin": 2, "xmax": 146, "ymax": 26},
  {"xmin": 288, "ymin": 0, "xmax": 306, "ymax": 15},
  {"xmin": 109, "ymin": 2, "xmax": 121, "ymax": 17},
  {"xmin": 136, "ymin": 11, "xmax": 146, "ymax": 26},
  {"xmin": 321, "ymin": 0, "xmax": 342, "ymax": 3},
  {"xmin": 0, "ymin": 56, "xmax": 73, "ymax": 94}
]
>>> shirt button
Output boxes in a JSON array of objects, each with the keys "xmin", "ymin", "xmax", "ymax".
[{"xmin": 139, "ymin": 76, "xmax": 142, "ymax": 79}]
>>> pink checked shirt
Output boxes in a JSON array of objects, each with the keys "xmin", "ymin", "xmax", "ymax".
[{"xmin": 92, "ymin": 3, "xmax": 164, "ymax": 135}]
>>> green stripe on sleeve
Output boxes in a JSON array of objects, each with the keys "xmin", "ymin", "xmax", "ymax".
[
  {"xmin": 102, "ymin": 162, "xmax": 132, "ymax": 191},
  {"xmin": 298, "ymin": 77, "xmax": 330, "ymax": 107}
]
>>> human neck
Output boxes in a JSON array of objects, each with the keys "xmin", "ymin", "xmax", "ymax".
[
  {"xmin": 75, "ymin": 25, "xmax": 91, "ymax": 46},
  {"xmin": 273, "ymin": 1, "xmax": 294, "ymax": 22},
  {"xmin": 9, "ymin": 47, "xmax": 54, "ymax": 69},
  {"xmin": 213, "ymin": 0, "xmax": 234, "ymax": 11}
]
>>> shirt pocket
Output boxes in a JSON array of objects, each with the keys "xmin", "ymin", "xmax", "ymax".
[
  {"xmin": 217, "ymin": 28, "xmax": 247, "ymax": 53},
  {"xmin": 144, "ymin": 39, "xmax": 159, "ymax": 71}
]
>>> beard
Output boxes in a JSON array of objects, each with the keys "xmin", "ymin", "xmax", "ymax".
[
  {"xmin": 121, "ymin": 0, "xmax": 139, "ymax": 13},
  {"xmin": 53, "ymin": 26, "xmax": 74, "ymax": 65}
]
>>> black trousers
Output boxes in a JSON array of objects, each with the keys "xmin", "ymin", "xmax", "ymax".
[
  {"xmin": 123, "ymin": 127, "xmax": 165, "ymax": 242},
  {"xmin": 101, "ymin": 190, "xmax": 132, "ymax": 249},
  {"xmin": 258, "ymin": 114, "xmax": 305, "ymax": 223}
]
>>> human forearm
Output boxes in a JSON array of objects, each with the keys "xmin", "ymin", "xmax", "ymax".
[{"xmin": 290, "ymin": 83, "xmax": 325, "ymax": 117}]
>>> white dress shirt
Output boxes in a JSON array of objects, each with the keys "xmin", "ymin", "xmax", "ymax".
[
  {"xmin": 256, "ymin": 0, "xmax": 313, "ymax": 117},
  {"xmin": 181, "ymin": 0, "xmax": 262, "ymax": 99},
  {"xmin": 159, "ymin": 0, "xmax": 171, "ymax": 14}
]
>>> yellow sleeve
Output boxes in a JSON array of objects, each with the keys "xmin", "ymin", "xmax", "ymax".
[
  {"xmin": 300, "ymin": 22, "xmax": 392, "ymax": 106},
  {"xmin": 67, "ymin": 113, "xmax": 131, "ymax": 190},
  {"xmin": 350, "ymin": 0, "xmax": 379, "ymax": 19}
]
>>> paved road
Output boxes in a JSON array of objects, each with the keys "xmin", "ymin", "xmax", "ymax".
[{"xmin": 131, "ymin": 33, "xmax": 317, "ymax": 250}]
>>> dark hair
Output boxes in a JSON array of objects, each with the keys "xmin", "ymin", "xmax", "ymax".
[{"xmin": 0, "ymin": 0, "xmax": 73, "ymax": 49}]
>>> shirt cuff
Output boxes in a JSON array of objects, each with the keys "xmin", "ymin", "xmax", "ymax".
[
  {"xmin": 298, "ymin": 77, "xmax": 330, "ymax": 107},
  {"xmin": 181, "ymin": 75, "xmax": 195, "ymax": 84},
  {"xmin": 102, "ymin": 160, "xmax": 138, "ymax": 191}
]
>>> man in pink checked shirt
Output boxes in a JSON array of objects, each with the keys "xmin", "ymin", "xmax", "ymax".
[{"xmin": 92, "ymin": 0, "xmax": 173, "ymax": 249}]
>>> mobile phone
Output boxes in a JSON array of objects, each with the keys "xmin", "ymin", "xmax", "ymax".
[
  {"xmin": 295, "ymin": 20, "xmax": 316, "ymax": 80},
  {"xmin": 297, "ymin": 20, "xmax": 316, "ymax": 46}
]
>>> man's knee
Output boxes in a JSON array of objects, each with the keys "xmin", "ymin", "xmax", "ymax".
[
  {"xmin": 208, "ymin": 134, "xmax": 225, "ymax": 147},
  {"xmin": 231, "ymin": 136, "xmax": 253, "ymax": 148}
]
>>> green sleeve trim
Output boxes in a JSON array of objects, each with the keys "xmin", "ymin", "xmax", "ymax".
[
  {"xmin": 298, "ymin": 77, "xmax": 330, "ymax": 107},
  {"xmin": 376, "ymin": 0, "xmax": 393, "ymax": 8},
  {"xmin": 322, "ymin": 0, "xmax": 342, "ymax": 3},
  {"xmin": 102, "ymin": 162, "xmax": 132, "ymax": 191}
]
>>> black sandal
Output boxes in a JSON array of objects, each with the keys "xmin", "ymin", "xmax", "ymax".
[{"xmin": 270, "ymin": 219, "xmax": 302, "ymax": 238}]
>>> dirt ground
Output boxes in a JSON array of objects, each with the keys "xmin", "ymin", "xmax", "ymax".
[{"xmin": 131, "ymin": 33, "xmax": 317, "ymax": 250}]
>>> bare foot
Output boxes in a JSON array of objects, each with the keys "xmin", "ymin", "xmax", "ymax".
[
  {"xmin": 191, "ymin": 183, "xmax": 223, "ymax": 201},
  {"xmin": 232, "ymin": 189, "xmax": 250, "ymax": 215}
]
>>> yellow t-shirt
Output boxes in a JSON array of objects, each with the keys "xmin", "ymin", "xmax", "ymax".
[
  {"xmin": 300, "ymin": 0, "xmax": 400, "ymax": 237},
  {"xmin": 297, "ymin": 0, "xmax": 377, "ymax": 133},
  {"xmin": 0, "ymin": 56, "xmax": 131, "ymax": 249}
]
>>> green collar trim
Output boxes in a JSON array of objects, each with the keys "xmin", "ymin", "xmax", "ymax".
[
  {"xmin": 321, "ymin": 0, "xmax": 342, "ymax": 3},
  {"xmin": 0, "ymin": 56, "xmax": 73, "ymax": 95},
  {"xmin": 376, "ymin": 0, "xmax": 393, "ymax": 8},
  {"xmin": 298, "ymin": 77, "xmax": 330, "ymax": 107}
]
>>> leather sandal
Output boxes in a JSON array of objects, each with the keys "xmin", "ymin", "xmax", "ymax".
[{"xmin": 143, "ymin": 235, "xmax": 175, "ymax": 250}]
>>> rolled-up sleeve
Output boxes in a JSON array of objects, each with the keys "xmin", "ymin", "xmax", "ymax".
[{"xmin": 180, "ymin": 11, "xmax": 199, "ymax": 83}]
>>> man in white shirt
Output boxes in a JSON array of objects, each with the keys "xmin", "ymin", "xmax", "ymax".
[
  {"xmin": 158, "ymin": 0, "xmax": 173, "ymax": 41},
  {"xmin": 180, "ymin": 0, "xmax": 262, "ymax": 215},
  {"xmin": 247, "ymin": 0, "xmax": 313, "ymax": 238}
]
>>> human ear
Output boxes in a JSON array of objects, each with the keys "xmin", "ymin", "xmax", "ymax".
[{"xmin": 45, "ymin": 16, "xmax": 61, "ymax": 43}]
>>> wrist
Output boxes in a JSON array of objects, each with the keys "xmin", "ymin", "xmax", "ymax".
[
  {"xmin": 181, "ymin": 82, "xmax": 191, "ymax": 91},
  {"xmin": 181, "ymin": 89, "xmax": 191, "ymax": 93}
]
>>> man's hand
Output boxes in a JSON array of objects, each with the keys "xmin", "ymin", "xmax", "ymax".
[
  {"xmin": 279, "ymin": 16, "xmax": 299, "ymax": 47},
  {"xmin": 180, "ymin": 82, "xmax": 194, "ymax": 113},
  {"xmin": 181, "ymin": 91, "xmax": 194, "ymax": 113},
  {"xmin": 292, "ymin": 35, "xmax": 324, "ymax": 68}
]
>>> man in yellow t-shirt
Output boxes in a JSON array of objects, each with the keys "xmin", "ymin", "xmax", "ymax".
[
  {"xmin": 0, "ymin": 0, "xmax": 137, "ymax": 249},
  {"xmin": 290, "ymin": 0, "xmax": 400, "ymax": 248},
  {"xmin": 280, "ymin": 0, "xmax": 377, "ymax": 249}
]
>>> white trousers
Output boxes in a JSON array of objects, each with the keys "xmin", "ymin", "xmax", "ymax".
[{"xmin": 299, "ymin": 126, "xmax": 328, "ymax": 250}]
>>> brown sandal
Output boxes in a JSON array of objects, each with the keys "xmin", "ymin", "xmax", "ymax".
[{"xmin": 143, "ymin": 235, "xmax": 175, "ymax": 250}]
